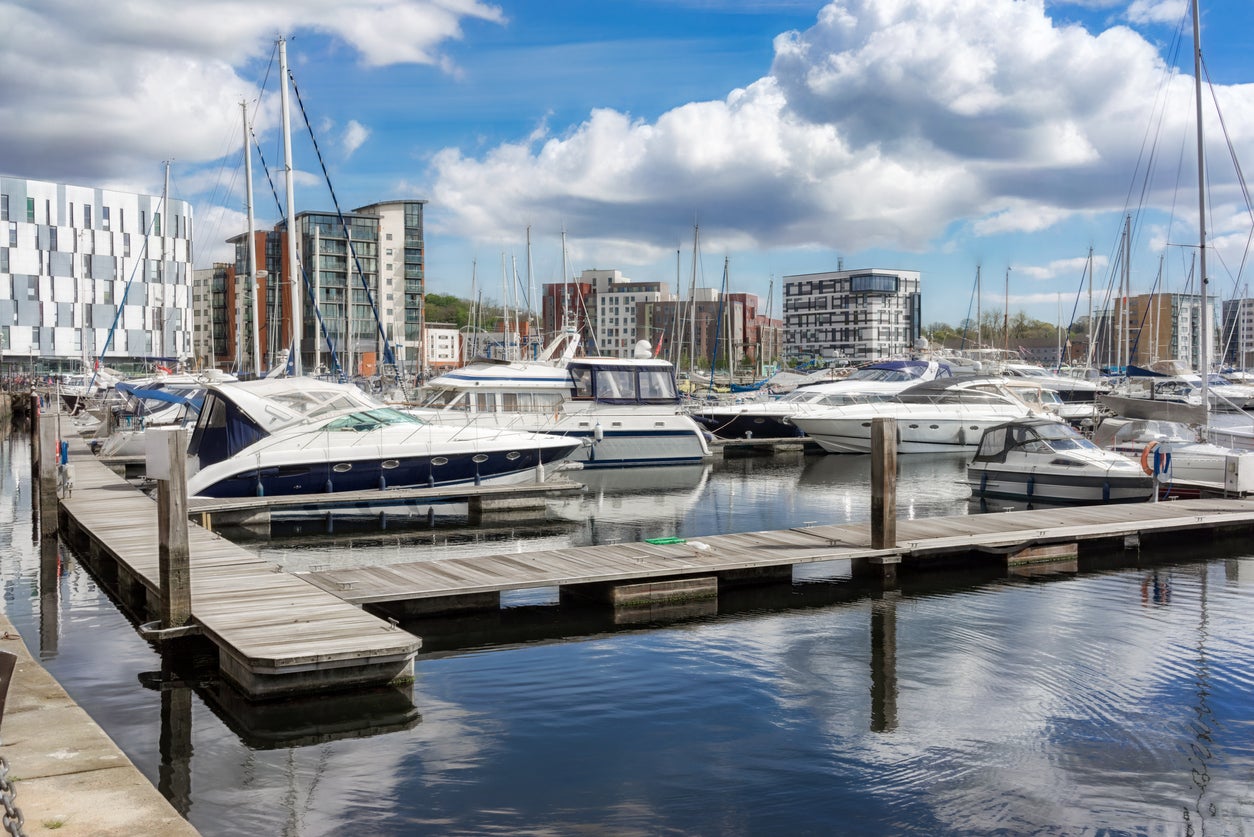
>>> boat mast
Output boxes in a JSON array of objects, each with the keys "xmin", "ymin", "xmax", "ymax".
[
  {"xmin": 242, "ymin": 100, "xmax": 261, "ymax": 377},
  {"xmin": 975, "ymin": 265, "xmax": 982, "ymax": 349},
  {"xmin": 688, "ymin": 224, "xmax": 700, "ymax": 378},
  {"xmin": 1003, "ymin": 266, "xmax": 1011, "ymax": 356},
  {"xmin": 279, "ymin": 36, "xmax": 301, "ymax": 376},
  {"xmin": 1192, "ymin": 0, "xmax": 1210, "ymax": 416}
]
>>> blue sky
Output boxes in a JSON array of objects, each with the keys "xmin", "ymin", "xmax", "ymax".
[{"xmin": 4, "ymin": 0, "xmax": 1254, "ymax": 328}]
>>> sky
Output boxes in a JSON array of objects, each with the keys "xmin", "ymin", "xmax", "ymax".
[{"xmin": 4, "ymin": 0, "xmax": 1254, "ymax": 329}]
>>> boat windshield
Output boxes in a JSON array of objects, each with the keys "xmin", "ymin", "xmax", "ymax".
[
  {"xmin": 324, "ymin": 408, "xmax": 426, "ymax": 432},
  {"xmin": 1031, "ymin": 421, "xmax": 1098, "ymax": 451},
  {"xmin": 847, "ymin": 366, "xmax": 921, "ymax": 382},
  {"xmin": 974, "ymin": 421, "xmax": 1094, "ymax": 461}
]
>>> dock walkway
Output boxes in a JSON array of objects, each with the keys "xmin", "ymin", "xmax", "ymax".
[
  {"xmin": 56, "ymin": 430, "xmax": 420, "ymax": 698},
  {"xmin": 300, "ymin": 498, "xmax": 1254, "ymax": 616}
]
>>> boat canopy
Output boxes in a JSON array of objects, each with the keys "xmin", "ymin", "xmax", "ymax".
[{"xmin": 972, "ymin": 418, "xmax": 1095, "ymax": 463}]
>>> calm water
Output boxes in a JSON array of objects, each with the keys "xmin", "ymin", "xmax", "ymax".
[{"xmin": 3, "ymin": 434, "xmax": 1254, "ymax": 835}]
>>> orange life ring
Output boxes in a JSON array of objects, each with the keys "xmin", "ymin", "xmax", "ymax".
[{"xmin": 1140, "ymin": 442, "xmax": 1159, "ymax": 476}]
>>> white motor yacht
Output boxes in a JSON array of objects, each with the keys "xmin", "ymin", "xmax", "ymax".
[
  {"xmin": 789, "ymin": 377, "xmax": 1060, "ymax": 454},
  {"xmin": 409, "ymin": 334, "xmax": 710, "ymax": 468},
  {"xmin": 691, "ymin": 359, "xmax": 952, "ymax": 440}
]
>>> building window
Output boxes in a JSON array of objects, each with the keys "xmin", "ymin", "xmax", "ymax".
[
  {"xmin": 26, "ymin": 198, "xmax": 34, "ymax": 223},
  {"xmin": 123, "ymin": 233, "xmax": 131, "ymax": 257},
  {"xmin": 102, "ymin": 206, "xmax": 111, "ymax": 231},
  {"xmin": 84, "ymin": 204, "xmax": 92, "ymax": 228},
  {"xmin": 8, "ymin": 222, "xmax": 15, "ymax": 247},
  {"xmin": 3, "ymin": 195, "xmax": 10, "ymax": 222},
  {"xmin": 49, "ymin": 227, "xmax": 57, "ymax": 251},
  {"xmin": 154, "ymin": 212, "xmax": 161, "ymax": 236}
]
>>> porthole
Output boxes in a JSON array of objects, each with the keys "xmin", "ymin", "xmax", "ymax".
[
  {"xmin": 929, "ymin": 424, "xmax": 940, "ymax": 429},
  {"xmin": 382, "ymin": 459, "xmax": 399, "ymax": 469},
  {"xmin": 472, "ymin": 453, "xmax": 490, "ymax": 463},
  {"xmin": 506, "ymin": 451, "xmax": 521, "ymax": 461},
  {"xmin": 861, "ymin": 422, "xmax": 871, "ymax": 428},
  {"xmin": 332, "ymin": 463, "xmax": 352, "ymax": 473},
  {"xmin": 908, "ymin": 424, "xmax": 920, "ymax": 429},
  {"xmin": 431, "ymin": 456, "xmax": 449, "ymax": 466}
]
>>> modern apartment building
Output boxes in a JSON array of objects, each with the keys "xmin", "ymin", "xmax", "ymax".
[
  {"xmin": 215, "ymin": 200, "xmax": 426, "ymax": 378},
  {"xmin": 1092, "ymin": 293, "xmax": 1209, "ymax": 370},
  {"xmin": 1221, "ymin": 296, "xmax": 1254, "ymax": 368},
  {"xmin": 0, "ymin": 175, "xmax": 194, "ymax": 374},
  {"xmin": 783, "ymin": 268, "xmax": 922, "ymax": 362}
]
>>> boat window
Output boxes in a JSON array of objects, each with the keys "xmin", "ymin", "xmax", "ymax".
[
  {"xmin": 639, "ymin": 369, "xmax": 679, "ymax": 401},
  {"xmin": 473, "ymin": 393, "xmax": 495, "ymax": 413},
  {"xmin": 595, "ymin": 369, "xmax": 638, "ymax": 402},
  {"xmin": 324, "ymin": 408, "xmax": 426, "ymax": 432},
  {"xmin": 419, "ymin": 388, "xmax": 466, "ymax": 410},
  {"xmin": 571, "ymin": 366, "xmax": 594, "ymax": 399}
]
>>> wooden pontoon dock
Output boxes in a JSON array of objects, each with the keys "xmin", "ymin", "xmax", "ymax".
[{"xmin": 42, "ymin": 410, "xmax": 1254, "ymax": 699}]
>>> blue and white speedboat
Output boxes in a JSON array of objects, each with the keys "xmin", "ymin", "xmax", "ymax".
[
  {"xmin": 185, "ymin": 378, "xmax": 582, "ymax": 498},
  {"xmin": 409, "ymin": 334, "xmax": 710, "ymax": 468}
]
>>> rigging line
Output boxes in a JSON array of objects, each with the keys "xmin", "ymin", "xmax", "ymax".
[
  {"xmin": 287, "ymin": 69, "xmax": 401, "ymax": 387},
  {"xmin": 1201, "ymin": 55, "xmax": 1254, "ymax": 295},
  {"xmin": 247, "ymin": 114, "xmax": 344, "ymax": 379}
]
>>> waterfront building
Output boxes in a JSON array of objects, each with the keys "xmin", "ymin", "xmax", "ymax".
[
  {"xmin": 422, "ymin": 322, "xmax": 462, "ymax": 374},
  {"xmin": 644, "ymin": 290, "xmax": 782, "ymax": 375},
  {"xmin": 1091, "ymin": 293, "xmax": 1210, "ymax": 370},
  {"xmin": 1221, "ymin": 296, "xmax": 1254, "ymax": 368},
  {"xmin": 582, "ymin": 269, "xmax": 672, "ymax": 357},
  {"xmin": 0, "ymin": 174, "xmax": 194, "ymax": 375},
  {"xmin": 782, "ymin": 268, "xmax": 922, "ymax": 363},
  {"xmin": 217, "ymin": 200, "xmax": 426, "ymax": 378}
]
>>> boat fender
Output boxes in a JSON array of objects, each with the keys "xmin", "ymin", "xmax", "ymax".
[
  {"xmin": 979, "ymin": 471, "xmax": 988, "ymax": 496},
  {"xmin": 1139, "ymin": 442, "xmax": 1159, "ymax": 476},
  {"xmin": 1026, "ymin": 474, "xmax": 1035, "ymax": 498},
  {"xmin": 325, "ymin": 479, "xmax": 334, "ymax": 493},
  {"xmin": 593, "ymin": 422, "xmax": 604, "ymax": 443}
]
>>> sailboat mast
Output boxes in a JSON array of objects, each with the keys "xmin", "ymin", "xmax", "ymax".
[
  {"xmin": 976, "ymin": 265, "xmax": 982, "ymax": 348},
  {"xmin": 1003, "ymin": 267, "xmax": 1010, "ymax": 355},
  {"xmin": 1192, "ymin": 0, "xmax": 1210, "ymax": 413},
  {"xmin": 279, "ymin": 36, "xmax": 301, "ymax": 376},
  {"xmin": 688, "ymin": 224, "xmax": 700, "ymax": 377},
  {"xmin": 242, "ymin": 100, "xmax": 261, "ymax": 377}
]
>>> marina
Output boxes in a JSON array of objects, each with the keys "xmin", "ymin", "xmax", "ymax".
[{"xmin": 7, "ymin": 421, "xmax": 1254, "ymax": 835}]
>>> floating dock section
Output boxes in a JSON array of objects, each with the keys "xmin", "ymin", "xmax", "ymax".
[{"xmin": 56, "ymin": 430, "xmax": 420, "ymax": 699}]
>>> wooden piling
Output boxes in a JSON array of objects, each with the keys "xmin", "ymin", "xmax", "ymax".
[
  {"xmin": 38, "ymin": 409, "xmax": 59, "ymax": 540},
  {"xmin": 870, "ymin": 417, "xmax": 897, "ymax": 550},
  {"xmin": 155, "ymin": 428, "xmax": 192, "ymax": 631}
]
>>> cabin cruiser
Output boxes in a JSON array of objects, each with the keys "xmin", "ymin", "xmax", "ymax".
[
  {"xmin": 789, "ymin": 377, "xmax": 1059, "ymax": 454},
  {"xmin": 968, "ymin": 418, "xmax": 1154, "ymax": 504},
  {"xmin": 691, "ymin": 359, "xmax": 952, "ymax": 440},
  {"xmin": 409, "ymin": 334, "xmax": 710, "ymax": 468},
  {"xmin": 185, "ymin": 378, "xmax": 582, "ymax": 499}
]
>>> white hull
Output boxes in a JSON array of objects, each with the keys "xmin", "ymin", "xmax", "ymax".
[{"xmin": 794, "ymin": 406, "xmax": 1036, "ymax": 454}]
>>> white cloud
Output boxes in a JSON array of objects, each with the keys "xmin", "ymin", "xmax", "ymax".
[
  {"xmin": 1015, "ymin": 254, "xmax": 1110, "ymax": 280},
  {"xmin": 0, "ymin": 0, "xmax": 502, "ymax": 191},
  {"xmin": 1125, "ymin": 0, "xmax": 1187, "ymax": 26},
  {"xmin": 429, "ymin": 0, "xmax": 1245, "ymax": 266},
  {"xmin": 343, "ymin": 120, "xmax": 371, "ymax": 157}
]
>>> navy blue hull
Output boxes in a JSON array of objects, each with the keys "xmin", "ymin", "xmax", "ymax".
[{"xmin": 197, "ymin": 445, "xmax": 577, "ymax": 499}]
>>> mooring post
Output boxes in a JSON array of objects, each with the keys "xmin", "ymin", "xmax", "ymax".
[
  {"xmin": 151, "ymin": 427, "xmax": 192, "ymax": 630},
  {"xmin": 37, "ymin": 407, "xmax": 59, "ymax": 540},
  {"xmin": 870, "ymin": 416, "xmax": 897, "ymax": 550}
]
